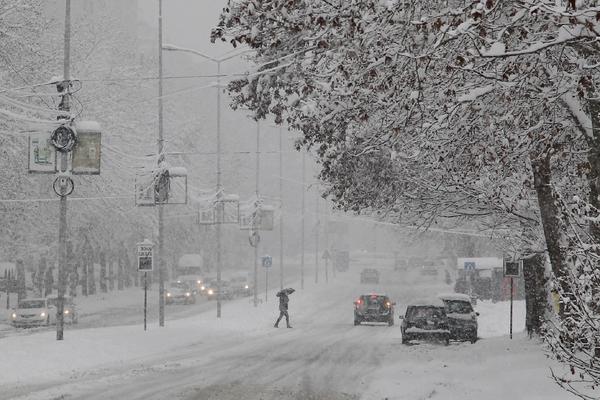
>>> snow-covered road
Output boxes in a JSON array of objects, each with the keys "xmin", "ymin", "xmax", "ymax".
[{"xmin": 0, "ymin": 262, "xmax": 568, "ymax": 400}]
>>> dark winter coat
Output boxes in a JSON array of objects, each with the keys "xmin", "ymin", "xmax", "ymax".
[{"xmin": 276, "ymin": 292, "xmax": 289, "ymax": 312}]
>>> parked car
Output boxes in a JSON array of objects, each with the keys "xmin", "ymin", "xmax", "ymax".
[
  {"xmin": 46, "ymin": 295, "xmax": 78, "ymax": 324},
  {"xmin": 400, "ymin": 300, "xmax": 450, "ymax": 345},
  {"xmin": 438, "ymin": 293, "xmax": 478, "ymax": 343},
  {"xmin": 360, "ymin": 268, "xmax": 380, "ymax": 284},
  {"xmin": 11, "ymin": 298, "xmax": 55, "ymax": 327},
  {"xmin": 354, "ymin": 294, "xmax": 395, "ymax": 326},
  {"xmin": 165, "ymin": 281, "xmax": 196, "ymax": 305},
  {"xmin": 229, "ymin": 276, "xmax": 252, "ymax": 297},
  {"xmin": 205, "ymin": 280, "xmax": 233, "ymax": 301}
]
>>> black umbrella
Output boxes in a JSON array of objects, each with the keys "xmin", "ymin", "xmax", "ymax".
[{"xmin": 277, "ymin": 288, "xmax": 295, "ymax": 296}]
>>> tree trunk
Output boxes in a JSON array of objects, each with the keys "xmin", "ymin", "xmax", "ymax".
[
  {"xmin": 100, "ymin": 252, "xmax": 107, "ymax": 293},
  {"xmin": 586, "ymin": 98, "xmax": 600, "ymax": 239},
  {"xmin": 108, "ymin": 256, "xmax": 114, "ymax": 291},
  {"xmin": 16, "ymin": 260, "xmax": 26, "ymax": 303},
  {"xmin": 522, "ymin": 253, "xmax": 547, "ymax": 336},
  {"xmin": 530, "ymin": 153, "xmax": 567, "ymax": 315},
  {"xmin": 88, "ymin": 261, "xmax": 96, "ymax": 295}
]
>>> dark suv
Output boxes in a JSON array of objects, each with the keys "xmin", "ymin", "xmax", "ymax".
[
  {"xmin": 354, "ymin": 294, "xmax": 395, "ymax": 326},
  {"xmin": 360, "ymin": 268, "xmax": 380, "ymax": 284},
  {"xmin": 400, "ymin": 301, "xmax": 450, "ymax": 345},
  {"xmin": 438, "ymin": 293, "xmax": 478, "ymax": 343}
]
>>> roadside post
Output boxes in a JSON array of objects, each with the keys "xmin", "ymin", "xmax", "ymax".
[
  {"xmin": 322, "ymin": 250, "xmax": 330, "ymax": 284},
  {"xmin": 463, "ymin": 261, "xmax": 476, "ymax": 299},
  {"xmin": 137, "ymin": 239, "xmax": 154, "ymax": 331},
  {"xmin": 262, "ymin": 255, "xmax": 272, "ymax": 303},
  {"xmin": 503, "ymin": 259, "xmax": 521, "ymax": 339}
]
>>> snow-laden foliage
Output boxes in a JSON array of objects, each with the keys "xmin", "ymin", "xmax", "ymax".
[{"xmin": 211, "ymin": 0, "xmax": 586, "ymax": 247}]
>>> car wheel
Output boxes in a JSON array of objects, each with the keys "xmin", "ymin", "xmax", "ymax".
[
  {"xmin": 46, "ymin": 316, "xmax": 50, "ymax": 326},
  {"xmin": 444, "ymin": 335, "xmax": 450, "ymax": 346},
  {"xmin": 354, "ymin": 319, "xmax": 361, "ymax": 326},
  {"xmin": 388, "ymin": 318, "xmax": 394, "ymax": 327},
  {"xmin": 402, "ymin": 337, "xmax": 409, "ymax": 345},
  {"xmin": 470, "ymin": 335, "xmax": 477, "ymax": 344}
]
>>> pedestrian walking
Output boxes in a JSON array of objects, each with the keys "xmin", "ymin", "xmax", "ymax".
[{"xmin": 274, "ymin": 288, "xmax": 295, "ymax": 328}]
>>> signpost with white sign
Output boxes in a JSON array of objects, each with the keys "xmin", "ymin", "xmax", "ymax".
[
  {"xmin": 137, "ymin": 239, "xmax": 154, "ymax": 331},
  {"xmin": 262, "ymin": 255, "xmax": 272, "ymax": 303},
  {"xmin": 504, "ymin": 259, "xmax": 522, "ymax": 339}
]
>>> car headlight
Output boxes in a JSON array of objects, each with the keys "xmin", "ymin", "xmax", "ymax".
[
  {"xmin": 208, "ymin": 289, "xmax": 214, "ymax": 295},
  {"xmin": 197, "ymin": 280, "xmax": 202, "ymax": 284},
  {"xmin": 245, "ymin": 285, "xmax": 249, "ymax": 289},
  {"xmin": 167, "ymin": 293, "xmax": 171, "ymax": 297},
  {"xmin": 65, "ymin": 310, "xmax": 70, "ymax": 315},
  {"xmin": 201, "ymin": 286, "xmax": 205, "ymax": 290},
  {"xmin": 11, "ymin": 313, "xmax": 16, "ymax": 319},
  {"xmin": 185, "ymin": 292, "xmax": 191, "ymax": 297},
  {"xmin": 40, "ymin": 312, "xmax": 46, "ymax": 317}
]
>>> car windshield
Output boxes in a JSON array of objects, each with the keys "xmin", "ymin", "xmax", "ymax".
[
  {"xmin": 19, "ymin": 300, "xmax": 45, "ymax": 309},
  {"xmin": 407, "ymin": 306, "xmax": 444, "ymax": 319},
  {"xmin": 170, "ymin": 282, "xmax": 188, "ymax": 290},
  {"xmin": 445, "ymin": 300, "xmax": 473, "ymax": 314}
]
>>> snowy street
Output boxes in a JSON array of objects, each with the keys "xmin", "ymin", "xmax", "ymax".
[
  {"xmin": 0, "ymin": 261, "xmax": 566, "ymax": 400},
  {"xmin": 2, "ymin": 1, "xmax": 599, "ymax": 398}
]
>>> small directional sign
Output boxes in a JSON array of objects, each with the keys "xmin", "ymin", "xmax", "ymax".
[{"xmin": 262, "ymin": 255, "xmax": 272, "ymax": 268}]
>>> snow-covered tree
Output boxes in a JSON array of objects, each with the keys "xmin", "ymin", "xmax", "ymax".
[{"xmin": 213, "ymin": 1, "xmax": 600, "ymax": 396}]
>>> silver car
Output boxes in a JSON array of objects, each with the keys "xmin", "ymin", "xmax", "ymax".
[{"xmin": 11, "ymin": 298, "xmax": 56, "ymax": 328}]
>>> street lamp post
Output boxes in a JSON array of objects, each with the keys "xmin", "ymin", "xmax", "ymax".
[
  {"xmin": 162, "ymin": 44, "xmax": 246, "ymax": 318},
  {"xmin": 279, "ymin": 126, "xmax": 284, "ymax": 290},
  {"xmin": 157, "ymin": 0, "xmax": 166, "ymax": 327},
  {"xmin": 301, "ymin": 152, "xmax": 305, "ymax": 290}
]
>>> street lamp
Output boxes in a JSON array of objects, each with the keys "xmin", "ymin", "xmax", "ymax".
[{"xmin": 162, "ymin": 43, "xmax": 248, "ymax": 318}]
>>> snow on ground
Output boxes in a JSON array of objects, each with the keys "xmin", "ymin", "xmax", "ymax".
[{"xmin": 0, "ymin": 259, "xmax": 569, "ymax": 400}]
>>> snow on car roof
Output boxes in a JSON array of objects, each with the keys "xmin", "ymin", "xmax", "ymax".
[
  {"xmin": 438, "ymin": 293, "xmax": 472, "ymax": 302},
  {"xmin": 407, "ymin": 298, "xmax": 446, "ymax": 307}
]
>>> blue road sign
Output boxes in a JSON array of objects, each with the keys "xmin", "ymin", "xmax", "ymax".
[
  {"xmin": 262, "ymin": 255, "xmax": 272, "ymax": 268},
  {"xmin": 464, "ymin": 261, "xmax": 476, "ymax": 271}
]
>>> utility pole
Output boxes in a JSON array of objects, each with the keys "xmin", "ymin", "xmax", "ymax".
[
  {"xmin": 300, "ymin": 152, "xmax": 305, "ymax": 290},
  {"xmin": 315, "ymin": 188, "xmax": 319, "ymax": 284},
  {"xmin": 56, "ymin": 0, "xmax": 72, "ymax": 341},
  {"xmin": 279, "ymin": 126, "xmax": 284, "ymax": 290},
  {"xmin": 325, "ymin": 207, "xmax": 329, "ymax": 284},
  {"xmin": 157, "ymin": 0, "xmax": 165, "ymax": 327},
  {"xmin": 216, "ymin": 59, "xmax": 223, "ymax": 318},
  {"xmin": 253, "ymin": 120, "xmax": 261, "ymax": 306}
]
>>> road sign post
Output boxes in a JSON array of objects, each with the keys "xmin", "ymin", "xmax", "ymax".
[
  {"xmin": 137, "ymin": 239, "xmax": 154, "ymax": 331},
  {"xmin": 504, "ymin": 259, "xmax": 521, "ymax": 339},
  {"xmin": 262, "ymin": 255, "xmax": 272, "ymax": 303}
]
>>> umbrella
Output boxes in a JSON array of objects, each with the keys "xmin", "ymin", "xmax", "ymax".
[{"xmin": 277, "ymin": 288, "xmax": 295, "ymax": 296}]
